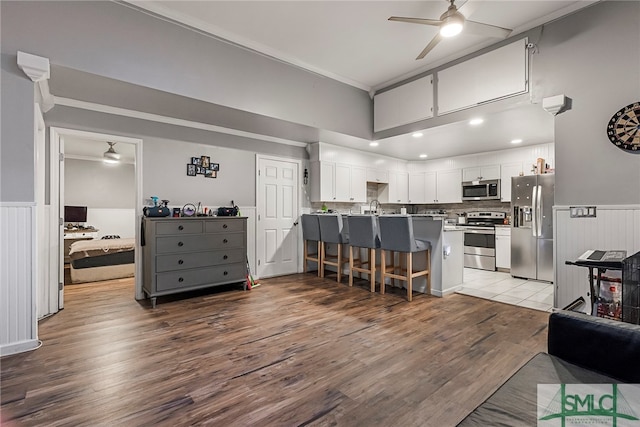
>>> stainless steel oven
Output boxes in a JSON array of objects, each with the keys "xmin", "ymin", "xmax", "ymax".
[
  {"xmin": 464, "ymin": 226, "xmax": 496, "ymax": 271},
  {"xmin": 462, "ymin": 212, "xmax": 505, "ymax": 271}
]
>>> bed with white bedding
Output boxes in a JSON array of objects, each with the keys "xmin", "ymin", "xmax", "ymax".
[{"xmin": 69, "ymin": 238, "xmax": 135, "ymax": 283}]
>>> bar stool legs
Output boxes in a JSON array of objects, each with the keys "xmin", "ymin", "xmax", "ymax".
[
  {"xmin": 349, "ymin": 246, "xmax": 376, "ymax": 292},
  {"xmin": 380, "ymin": 249, "xmax": 430, "ymax": 302}
]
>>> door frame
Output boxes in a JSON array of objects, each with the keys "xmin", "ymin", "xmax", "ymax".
[
  {"xmin": 49, "ymin": 127, "xmax": 144, "ymax": 306},
  {"xmin": 255, "ymin": 154, "xmax": 304, "ymax": 277}
]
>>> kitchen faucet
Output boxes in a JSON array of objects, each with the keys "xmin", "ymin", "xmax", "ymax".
[{"xmin": 369, "ymin": 199, "xmax": 380, "ymax": 215}]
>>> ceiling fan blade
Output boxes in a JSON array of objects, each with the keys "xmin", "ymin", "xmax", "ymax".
[
  {"xmin": 388, "ymin": 16, "xmax": 442, "ymax": 27},
  {"xmin": 464, "ymin": 20, "xmax": 512, "ymax": 38},
  {"xmin": 416, "ymin": 33, "xmax": 443, "ymax": 60}
]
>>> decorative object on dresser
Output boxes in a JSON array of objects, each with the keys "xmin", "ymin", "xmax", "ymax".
[{"xmin": 141, "ymin": 217, "xmax": 247, "ymax": 308}]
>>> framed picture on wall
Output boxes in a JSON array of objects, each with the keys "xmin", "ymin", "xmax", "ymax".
[
  {"xmin": 191, "ymin": 157, "xmax": 201, "ymax": 165},
  {"xmin": 186, "ymin": 164, "xmax": 196, "ymax": 176},
  {"xmin": 196, "ymin": 166, "xmax": 205, "ymax": 174},
  {"xmin": 211, "ymin": 163, "xmax": 220, "ymax": 171},
  {"xmin": 205, "ymin": 170, "xmax": 217, "ymax": 178},
  {"xmin": 201, "ymin": 156, "xmax": 210, "ymax": 168}
]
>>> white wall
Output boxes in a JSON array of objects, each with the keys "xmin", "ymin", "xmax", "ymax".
[{"xmin": 65, "ymin": 158, "xmax": 135, "ymax": 238}]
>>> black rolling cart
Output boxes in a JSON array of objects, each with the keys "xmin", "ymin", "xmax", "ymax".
[{"xmin": 565, "ymin": 250, "xmax": 640, "ymax": 324}]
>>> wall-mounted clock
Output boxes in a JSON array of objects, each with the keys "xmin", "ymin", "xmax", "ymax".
[{"xmin": 607, "ymin": 102, "xmax": 640, "ymax": 152}]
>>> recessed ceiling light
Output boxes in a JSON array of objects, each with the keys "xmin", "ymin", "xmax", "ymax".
[
  {"xmin": 469, "ymin": 118, "xmax": 484, "ymax": 126},
  {"xmin": 419, "ymin": 154, "xmax": 428, "ymax": 159},
  {"xmin": 369, "ymin": 142, "xmax": 379, "ymax": 147},
  {"xmin": 511, "ymin": 139, "xmax": 523, "ymax": 144},
  {"xmin": 412, "ymin": 132, "xmax": 423, "ymax": 138}
]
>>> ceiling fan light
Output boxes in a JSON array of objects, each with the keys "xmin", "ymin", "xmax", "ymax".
[
  {"xmin": 440, "ymin": 19, "xmax": 463, "ymax": 38},
  {"xmin": 103, "ymin": 142, "xmax": 121, "ymax": 163}
]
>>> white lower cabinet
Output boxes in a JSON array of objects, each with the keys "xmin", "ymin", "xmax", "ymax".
[{"xmin": 495, "ymin": 227, "xmax": 511, "ymax": 270}]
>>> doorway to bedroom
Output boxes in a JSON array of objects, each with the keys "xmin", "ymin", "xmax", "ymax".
[{"xmin": 48, "ymin": 128, "xmax": 143, "ymax": 317}]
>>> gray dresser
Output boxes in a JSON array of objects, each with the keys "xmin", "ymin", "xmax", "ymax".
[{"xmin": 142, "ymin": 217, "xmax": 247, "ymax": 307}]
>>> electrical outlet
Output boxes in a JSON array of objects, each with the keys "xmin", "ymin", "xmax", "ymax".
[{"xmin": 569, "ymin": 206, "xmax": 597, "ymax": 218}]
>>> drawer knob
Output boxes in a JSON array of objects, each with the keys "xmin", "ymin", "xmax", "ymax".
[
  {"xmin": 178, "ymin": 241, "xmax": 184, "ymax": 247},
  {"xmin": 223, "ymin": 238, "xmax": 228, "ymax": 244},
  {"xmin": 223, "ymin": 224, "xmax": 228, "ymax": 229},
  {"xmin": 178, "ymin": 225, "xmax": 184, "ymax": 231},
  {"xmin": 223, "ymin": 271, "xmax": 228, "ymax": 276},
  {"xmin": 223, "ymin": 255, "xmax": 228, "ymax": 260},
  {"xmin": 178, "ymin": 259, "xmax": 184, "ymax": 265},
  {"xmin": 178, "ymin": 277, "xmax": 184, "ymax": 282}
]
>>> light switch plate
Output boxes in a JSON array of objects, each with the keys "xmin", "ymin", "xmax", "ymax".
[{"xmin": 570, "ymin": 206, "xmax": 597, "ymax": 218}]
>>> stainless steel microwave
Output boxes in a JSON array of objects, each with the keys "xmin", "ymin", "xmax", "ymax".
[{"xmin": 461, "ymin": 179, "xmax": 501, "ymax": 201}]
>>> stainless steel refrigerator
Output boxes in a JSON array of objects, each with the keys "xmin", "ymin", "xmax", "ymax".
[{"xmin": 511, "ymin": 174, "xmax": 554, "ymax": 282}]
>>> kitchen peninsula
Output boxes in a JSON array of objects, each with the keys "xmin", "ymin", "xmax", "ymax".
[{"xmin": 314, "ymin": 214, "xmax": 464, "ymax": 298}]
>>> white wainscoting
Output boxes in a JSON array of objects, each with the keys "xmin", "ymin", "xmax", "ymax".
[
  {"xmin": 554, "ymin": 205, "xmax": 640, "ymax": 313},
  {"xmin": 1, "ymin": 203, "xmax": 39, "ymax": 356}
]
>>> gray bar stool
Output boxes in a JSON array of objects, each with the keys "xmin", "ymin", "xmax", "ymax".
[
  {"xmin": 301, "ymin": 214, "xmax": 321, "ymax": 275},
  {"xmin": 347, "ymin": 215, "xmax": 380, "ymax": 292},
  {"xmin": 377, "ymin": 215, "xmax": 431, "ymax": 302},
  {"xmin": 318, "ymin": 214, "xmax": 347, "ymax": 283}
]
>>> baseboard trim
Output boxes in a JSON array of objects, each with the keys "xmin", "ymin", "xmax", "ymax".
[{"xmin": 0, "ymin": 339, "xmax": 41, "ymax": 357}]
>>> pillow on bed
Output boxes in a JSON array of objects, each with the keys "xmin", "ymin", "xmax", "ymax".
[{"xmin": 102, "ymin": 235, "xmax": 121, "ymax": 239}]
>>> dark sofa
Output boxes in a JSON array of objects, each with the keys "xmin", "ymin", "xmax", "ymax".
[{"xmin": 458, "ymin": 310, "xmax": 640, "ymax": 426}]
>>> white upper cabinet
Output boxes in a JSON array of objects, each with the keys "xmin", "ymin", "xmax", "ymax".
[
  {"xmin": 374, "ymin": 75, "xmax": 434, "ymax": 132},
  {"xmin": 438, "ymin": 39, "xmax": 528, "ymax": 115},
  {"xmin": 462, "ymin": 165, "xmax": 501, "ymax": 182},
  {"xmin": 500, "ymin": 162, "xmax": 524, "ymax": 202},
  {"xmin": 366, "ymin": 168, "xmax": 389, "ymax": 184},
  {"xmin": 310, "ymin": 161, "xmax": 366, "ymax": 203},
  {"xmin": 382, "ymin": 171, "xmax": 409, "ymax": 204},
  {"xmin": 409, "ymin": 173, "xmax": 427, "ymax": 204},
  {"xmin": 350, "ymin": 166, "xmax": 367, "ymax": 202},
  {"xmin": 410, "ymin": 170, "xmax": 460, "ymax": 204},
  {"xmin": 335, "ymin": 163, "xmax": 367, "ymax": 203},
  {"xmin": 436, "ymin": 169, "xmax": 462, "ymax": 204}
]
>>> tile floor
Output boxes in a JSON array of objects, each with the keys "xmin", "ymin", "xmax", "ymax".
[{"xmin": 457, "ymin": 268, "xmax": 555, "ymax": 312}]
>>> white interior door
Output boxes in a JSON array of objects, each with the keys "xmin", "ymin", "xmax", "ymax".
[
  {"xmin": 257, "ymin": 156, "xmax": 299, "ymax": 278},
  {"xmin": 57, "ymin": 136, "xmax": 65, "ymax": 309}
]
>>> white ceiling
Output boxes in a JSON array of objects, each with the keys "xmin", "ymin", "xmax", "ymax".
[
  {"xmin": 64, "ymin": 137, "xmax": 136, "ymax": 163},
  {"xmin": 123, "ymin": 1, "xmax": 596, "ymax": 160},
  {"xmin": 129, "ymin": 0, "xmax": 596, "ymax": 91}
]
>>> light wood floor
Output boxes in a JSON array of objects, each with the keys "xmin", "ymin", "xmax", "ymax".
[{"xmin": 1, "ymin": 274, "xmax": 549, "ymax": 426}]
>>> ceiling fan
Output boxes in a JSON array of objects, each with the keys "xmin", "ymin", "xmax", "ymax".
[{"xmin": 389, "ymin": 0, "xmax": 512, "ymax": 60}]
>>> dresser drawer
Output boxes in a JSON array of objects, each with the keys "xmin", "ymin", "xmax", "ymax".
[
  {"xmin": 156, "ymin": 263, "xmax": 246, "ymax": 292},
  {"xmin": 156, "ymin": 220, "xmax": 203, "ymax": 235},
  {"xmin": 156, "ymin": 248, "xmax": 245, "ymax": 272},
  {"xmin": 205, "ymin": 220, "xmax": 244, "ymax": 233},
  {"xmin": 156, "ymin": 232, "xmax": 244, "ymax": 254}
]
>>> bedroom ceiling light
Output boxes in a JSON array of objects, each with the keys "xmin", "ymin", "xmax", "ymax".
[{"xmin": 103, "ymin": 141, "xmax": 121, "ymax": 164}]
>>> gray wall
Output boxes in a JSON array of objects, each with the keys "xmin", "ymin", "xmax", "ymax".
[
  {"xmin": 1, "ymin": 54, "xmax": 35, "ymax": 202},
  {"xmin": 533, "ymin": 1, "xmax": 640, "ymax": 205},
  {"xmin": 44, "ymin": 106, "xmax": 306, "ymax": 207},
  {"xmin": 64, "ymin": 159, "xmax": 135, "ymax": 208},
  {"xmin": 142, "ymin": 138, "xmax": 255, "ymax": 209},
  {"xmin": 0, "ymin": 1, "xmax": 371, "ymax": 140}
]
